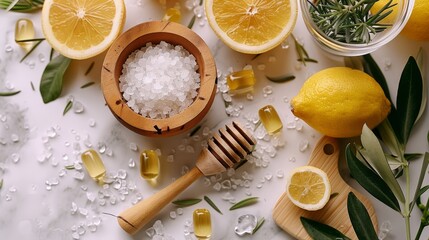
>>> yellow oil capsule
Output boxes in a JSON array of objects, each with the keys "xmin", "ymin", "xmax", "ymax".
[
  {"xmin": 15, "ymin": 18, "xmax": 35, "ymax": 52},
  {"xmin": 162, "ymin": 6, "xmax": 182, "ymax": 23},
  {"xmin": 81, "ymin": 149, "xmax": 106, "ymax": 181},
  {"xmin": 193, "ymin": 209, "xmax": 212, "ymax": 239},
  {"xmin": 140, "ymin": 150, "xmax": 160, "ymax": 180},
  {"xmin": 258, "ymin": 105, "xmax": 283, "ymax": 134},
  {"xmin": 226, "ymin": 69, "xmax": 256, "ymax": 95}
]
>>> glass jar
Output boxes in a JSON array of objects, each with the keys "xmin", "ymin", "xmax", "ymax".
[{"xmin": 300, "ymin": 0, "xmax": 415, "ymax": 56}]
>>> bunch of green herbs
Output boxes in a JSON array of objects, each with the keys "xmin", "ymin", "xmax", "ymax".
[
  {"xmin": 308, "ymin": 0, "xmax": 396, "ymax": 44},
  {"xmin": 0, "ymin": 0, "xmax": 44, "ymax": 12},
  {"xmin": 302, "ymin": 52, "xmax": 428, "ymax": 240}
]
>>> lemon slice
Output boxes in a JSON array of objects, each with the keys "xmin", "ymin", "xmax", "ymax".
[
  {"xmin": 42, "ymin": 0, "xmax": 126, "ymax": 60},
  {"xmin": 205, "ymin": 0, "xmax": 298, "ymax": 54},
  {"xmin": 286, "ymin": 166, "xmax": 331, "ymax": 211}
]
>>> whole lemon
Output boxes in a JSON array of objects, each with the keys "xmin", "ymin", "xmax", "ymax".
[
  {"xmin": 372, "ymin": 0, "xmax": 429, "ymax": 41},
  {"xmin": 291, "ymin": 67, "xmax": 391, "ymax": 138}
]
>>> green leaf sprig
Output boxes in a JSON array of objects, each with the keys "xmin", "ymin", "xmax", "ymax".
[
  {"xmin": 204, "ymin": 196, "xmax": 222, "ymax": 214},
  {"xmin": 252, "ymin": 217, "xmax": 265, "ymax": 234},
  {"xmin": 172, "ymin": 198, "xmax": 202, "ymax": 207},
  {"xmin": 0, "ymin": 178, "xmax": 3, "ymax": 189},
  {"xmin": 0, "ymin": 0, "xmax": 44, "ymax": 12},
  {"xmin": 308, "ymin": 0, "xmax": 396, "ymax": 44},
  {"xmin": 40, "ymin": 54, "xmax": 71, "ymax": 103},
  {"xmin": 229, "ymin": 197, "xmax": 258, "ymax": 210},
  {"xmin": 341, "ymin": 53, "xmax": 428, "ymax": 240}
]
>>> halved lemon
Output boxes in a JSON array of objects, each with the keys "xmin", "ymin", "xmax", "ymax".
[
  {"xmin": 42, "ymin": 0, "xmax": 126, "ymax": 60},
  {"xmin": 205, "ymin": 0, "xmax": 298, "ymax": 54},
  {"xmin": 286, "ymin": 166, "xmax": 331, "ymax": 211}
]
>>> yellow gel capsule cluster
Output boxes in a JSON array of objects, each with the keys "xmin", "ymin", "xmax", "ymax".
[
  {"xmin": 258, "ymin": 105, "xmax": 283, "ymax": 134},
  {"xmin": 193, "ymin": 208, "xmax": 212, "ymax": 239}
]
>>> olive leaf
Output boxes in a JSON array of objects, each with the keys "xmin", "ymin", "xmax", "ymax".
[
  {"xmin": 347, "ymin": 192, "xmax": 379, "ymax": 240},
  {"xmin": 361, "ymin": 124, "xmax": 405, "ymax": 203},
  {"xmin": 204, "ymin": 196, "xmax": 222, "ymax": 214},
  {"xmin": 300, "ymin": 217, "xmax": 351, "ymax": 240},
  {"xmin": 362, "ymin": 54, "xmax": 399, "ymax": 134},
  {"xmin": 376, "ymin": 120, "xmax": 401, "ymax": 157},
  {"xmin": 229, "ymin": 197, "xmax": 258, "ymax": 210},
  {"xmin": 346, "ymin": 144, "xmax": 401, "ymax": 212},
  {"xmin": 416, "ymin": 48, "xmax": 426, "ymax": 122},
  {"xmin": 394, "ymin": 57, "xmax": 423, "ymax": 145},
  {"xmin": 40, "ymin": 55, "xmax": 71, "ymax": 103},
  {"xmin": 362, "ymin": 54, "xmax": 393, "ymax": 103},
  {"xmin": 410, "ymin": 153, "xmax": 429, "ymax": 210},
  {"xmin": 172, "ymin": 198, "xmax": 201, "ymax": 207},
  {"xmin": 252, "ymin": 217, "xmax": 265, "ymax": 234}
]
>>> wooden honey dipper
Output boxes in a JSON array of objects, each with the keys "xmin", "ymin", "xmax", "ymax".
[{"xmin": 118, "ymin": 121, "xmax": 257, "ymax": 234}]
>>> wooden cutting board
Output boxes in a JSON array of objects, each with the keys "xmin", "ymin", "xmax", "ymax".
[{"xmin": 272, "ymin": 136, "xmax": 378, "ymax": 239}]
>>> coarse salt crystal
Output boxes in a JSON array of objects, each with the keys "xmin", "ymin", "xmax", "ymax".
[{"xmin": 119, "ymin": 41, "xmax": 200, "ymax": 119}]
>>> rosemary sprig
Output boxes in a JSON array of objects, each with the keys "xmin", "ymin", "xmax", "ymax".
[
  {"xmin": 63, "ymin": 100, "xmax": 73, "ymax": 116},
  {"xmin": 49, "ymin": 48, "xmax": 54, "ymax": 61},
  {"xmin": 64, "ymin": 165, "xmax": 75, "ymax": 170},
  {"xmin": 0, "ymin": 0, "xmax": 44, "ymax": 12},
  {"xmin": 229, "ymin": 197, "xmax": 258, "ymax": 210},
  {"xmin": 266, "ymin": 74, "xmax": 296, "ymax": 83},
  {"xmin": 20, "ymin": 38, "xmax": 45, "ymax": 63},
  {"xmin": 30, "ymin": 81, "xmax": 35, "ymax": 91},
  {"xmin": 308, "ymin": 0, "xmax": 396, "ymax": 44},
  {"xmin": 172, "ymin": 198, "xmax": 202, "ymax": 207},
  {"xmin": 80, "ymin": 82, "xmax": 95, "ymax": 89},
  {"xmin": 0, "ymin": 178, "xmax": 3, "ymax": 189},
  {"xmin": 0, "ymin": 90, "xmax": 21, "ymax": 96},
  {"xmin": 84, "ymin": 61, "xmax": 95, "ymax": 76},
  {"xmin": 204, "ymin": 196, "xmax": 222, "ymax": 214},
  {"xmin": 187, "ymin": 0, "xmax": 203, "ymax": 29},
  {"xmin": 291, "ymin": 34, "xmax": 317, "ymax": 66}
]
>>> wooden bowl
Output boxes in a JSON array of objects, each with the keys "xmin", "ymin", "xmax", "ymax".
[{"xmin": 101, "ymin": 21, "xmax": 217, "ymax": 137}]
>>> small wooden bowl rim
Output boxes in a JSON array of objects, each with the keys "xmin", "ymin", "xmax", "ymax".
[{"xmin": 101, "ymin": 21, "xmax": 217, "ymax": 137}]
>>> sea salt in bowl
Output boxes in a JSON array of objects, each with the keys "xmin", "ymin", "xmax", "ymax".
[{"xmin": 101, "ymin": 21, "xmax": 217, "ymax": 137}]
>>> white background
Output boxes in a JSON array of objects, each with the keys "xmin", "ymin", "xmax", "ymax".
[{"xmin": 0, "ymin": 0, "xmax": 429, "ymax": 239}]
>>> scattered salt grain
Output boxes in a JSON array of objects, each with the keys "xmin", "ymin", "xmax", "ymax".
[{"xmin": 119, "ymin": 41, "xmax": 200, "ymax": 119}]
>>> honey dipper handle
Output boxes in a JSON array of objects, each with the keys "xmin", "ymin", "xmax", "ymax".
[{"xmin": 118, "ymin": 167, "xmax": 203, "ymax": 234}]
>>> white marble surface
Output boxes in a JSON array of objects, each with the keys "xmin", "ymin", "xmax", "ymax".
[{"xmin": 0, "ymin": 1, "xmax": 429, "ymax": 240}]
